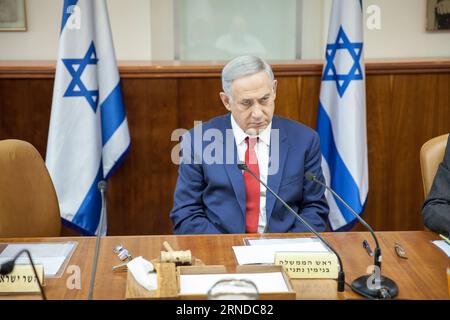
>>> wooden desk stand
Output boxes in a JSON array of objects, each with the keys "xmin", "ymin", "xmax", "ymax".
[{"xmin": 125, "ymin": 263, "xmax": 178, "ymax": 299}]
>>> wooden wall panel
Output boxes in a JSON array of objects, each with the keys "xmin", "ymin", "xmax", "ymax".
[
  {"xmin": 0, "ymin": 79, "xmax": 53, "ymax": 155},
  {"xmin": 108, "ymin": 79, "xmax": 179, "ymax": 235},
  {"xmin": 0, "ymin": 60, "xmax": 449, "ymax": 235},
  {"xmin": 360, "ymin": 73, "xmax": 450, "ymax": 231},
  {"xmin": 364, "ymin": 75, "xmax": 392, "ymax": 231},
  {"xmin": 297, "ymin": 76, "xmax": 322, "ymax": 128},
  {"xmin": 177, "ymin": 78, "xmax": 224, "ymax": 127}
]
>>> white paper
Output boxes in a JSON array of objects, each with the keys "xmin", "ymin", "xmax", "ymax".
[
  {"xmin": 233, "ymin": 242, "xmax": 329, "ymax": 265},
  {"xmin": 246, "ymin": 237, "xmax": 320, "ymax": 246},
  {"xmin": 0, "ymin": 242, "xmax": 76, "ymax": 277},
  {"xmin": 179, "ymin": 272, "xmax": 288, "ymax": 295},
  {"xmin": 432, "ymin": 240, "xmax": 450, "ymax": 258},
  {"xmin": 127, "ymin": 256, "xmax": 157, "ymax": 291}
]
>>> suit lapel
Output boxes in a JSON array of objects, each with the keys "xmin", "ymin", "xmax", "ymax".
[
  {"xmin": 220, "ymin": 114, "xmax": 246, "ymax": 216},
  {"xmin": 265, "ymin": 116, "xmax": 289, "ymax": 223},
  {"xmin": 218, "ymin": 114, "xmax": 289, "ymax": 220}
]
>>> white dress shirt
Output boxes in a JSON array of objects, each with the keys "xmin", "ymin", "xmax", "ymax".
[{"xmin": 231, "ymin": 115, "xmax": 271, "ymax": 233}]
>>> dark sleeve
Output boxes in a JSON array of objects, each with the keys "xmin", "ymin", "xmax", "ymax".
[
  {"xmin": 422, "ymin": 135, "xmax": 450, "ymax": 237},
  {"xmin": 290, "ymin": 132, "xmax": 330, "ymax": 232},
  {"xmin": 169, "ymin": 133, "xmax": 223, "ymax": 234}
]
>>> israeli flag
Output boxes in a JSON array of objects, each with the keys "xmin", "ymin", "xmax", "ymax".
[
  {"xmin": 46, "ymin": 0, "xmax": 130, "ymax": 235},
  {"xmin": 317, "ymin": 0, "xmax": 368, "ymax": 230}
]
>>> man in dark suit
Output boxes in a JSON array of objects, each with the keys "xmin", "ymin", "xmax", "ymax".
[
  {"xmin": 422, "ymin": 134, "xmax": 450, "ymax": 237},
  {"xmin": 170, "ymin": 56, "xmax": 329, "ymax": 234}
]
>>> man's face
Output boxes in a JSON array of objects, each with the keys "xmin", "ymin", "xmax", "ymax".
[{"xmin": 220, "ymin": 71, "xmax": 277, "ymax": 135}]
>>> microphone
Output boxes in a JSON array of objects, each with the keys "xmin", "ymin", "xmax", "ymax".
[
  {"xmin": 0, "ymin": 249, "xmax": 47, "ymax": 300},
  {"xmin": 305, "ymin": 172, "xmax": 398, "ymax": 299},
  {"xmin": 237, "ymin": 162, "xmax": 346, "ymax": 293},
  {"xmin": 87, "ymin": 180, "xmax": 108, "ymax": 300}
]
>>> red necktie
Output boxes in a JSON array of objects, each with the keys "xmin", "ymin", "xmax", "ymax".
[{"xmin": 244, "ymin": 137, "xmax": 260, "ymax": 233}]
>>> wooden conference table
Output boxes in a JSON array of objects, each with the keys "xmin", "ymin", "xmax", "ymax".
[{"xmin": 0, "ymin": 231, "xmax": 448, "ymax": 300}]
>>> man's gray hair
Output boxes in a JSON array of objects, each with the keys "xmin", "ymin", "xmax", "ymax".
[{"xmin": 221, "ymin": 55, "xmax": 274, "ymax": 96}]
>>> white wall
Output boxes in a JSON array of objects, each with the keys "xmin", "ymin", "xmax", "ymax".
[
  {"xmin": 150, "ymin": 0, "xmax": 174, "ymax": 60},
  {"xmin": 0, "ymin": 0, "xmax": 60, "ymax": 60},
  {"xmin": 303, "ymin": 0, "xmax": 450, "ymax": 59},
  {"xmin": 0, "ymin": 0, "xmax": 449, "ymax": 60},
  {"xmin": 107, "ymin": 0, "xmax": 151, "ymax": 60},
  {"xmin": 363, "ymin": 0, "xmax": 450, "ymax": 58},
  {"xmin": 0, "ymin": 0, "xmax": 151, "ymax": 60},
  {"xmin": 301, "ymin": 0, "xmax": 326, "ymax": 59}
]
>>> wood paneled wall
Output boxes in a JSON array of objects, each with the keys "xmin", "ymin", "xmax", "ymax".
[{"xmin": 0, "ymin": 60, "xmax": 449, "ymax": 235}]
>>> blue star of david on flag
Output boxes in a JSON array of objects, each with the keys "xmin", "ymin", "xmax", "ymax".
[
  {"xmin": 62, "ymin": 41, "xmax": 99, "ymax": 111},
  {"xmin": 322, "ymin": 26, "xmax": 363, "ymax": 97}
]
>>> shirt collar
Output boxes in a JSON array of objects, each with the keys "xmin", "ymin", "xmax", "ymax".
[{"xmin": 230, "ymin": 114, "xmax": 272, "ymax": 146}]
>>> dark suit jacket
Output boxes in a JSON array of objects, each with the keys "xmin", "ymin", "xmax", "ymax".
[
  {"xmin": 170, "ymin": 113, "xmax": 329, "ymax": 234},
  {"xmin": 422, "ymin": 134, "xmax": 450, "ymax": 236}
]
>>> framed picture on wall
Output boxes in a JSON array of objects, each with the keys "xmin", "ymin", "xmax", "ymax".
[
  {"xmin": 0, "ymin": 0, "xmax": 27, "ymax": 31},
  {"xmin": 427, "ymin": 0, "xmax": 450, "ymax": 30}
]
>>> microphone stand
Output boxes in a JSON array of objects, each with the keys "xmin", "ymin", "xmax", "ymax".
[
  {"xmin": 306, "ymin": 172, "xmax": 398, "ymax": 299},
  {"xmin": 0, "ymin": 249, "xmax": 47, "ymax": 300},
  {"xmin": 87, "ymin": 180, "xmax": 108, "ymax": 300},
  {"xmin": 238, "ymin": 163, "xmax": 346, "ymax": 292}
]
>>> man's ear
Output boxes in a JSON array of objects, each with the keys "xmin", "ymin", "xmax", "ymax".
[
  {"xmin": 273, "ymin": 80, "xmax": 278, "ymax": 99},
  {"xmin": 220, "ymin": 92, "xmax": 231, "ymax": 111}
]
